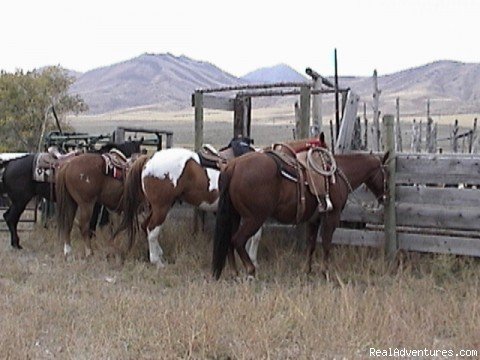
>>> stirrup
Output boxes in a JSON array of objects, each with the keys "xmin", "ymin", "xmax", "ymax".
[
  {"xmin": 317, "ymin": 194, "xmax": 333, "ymax": 213},
  {"xmin": 325, "ymin": 194, "xmax": 333, "ymax": 211}
]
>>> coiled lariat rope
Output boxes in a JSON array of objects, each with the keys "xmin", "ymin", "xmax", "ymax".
[
  {"xmin": 306, "ymin": 147, "xmax": 336, "ymax": 212},
  {"xmin": 307, "ymin": 147, "xmax": 336, "ymax": 176}
]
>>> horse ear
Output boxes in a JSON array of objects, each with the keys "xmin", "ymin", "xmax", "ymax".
[
  {"xmin": 319, "ymin": 132, "xmax": 325, "ymax": 142},
  {"xmin": 382, "ymin": 151, "xmax": 390, "ymax": 164}
]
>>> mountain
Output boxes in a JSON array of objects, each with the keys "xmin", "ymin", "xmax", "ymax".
[
  {"xmin": 241, "ymin": 64, "xmax": 307, "ymax": 83},
  {"xmin": 70, "ymin": 53, "xmax": 243, "ymax": 114},
  {"xmin": 336, "ymin": 61, "xmax": 480, "ymax": 116},
  {"xmin": 69, "ymin": 55, "xmax": 480, "ymax": 116}
]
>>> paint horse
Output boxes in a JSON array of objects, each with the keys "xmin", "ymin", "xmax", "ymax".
[
  {"xmin": 0, "ymin": 141, "xmax": 141, "ymax": 250},
  {"xmin": 212, "ymin": 149, "xmax": 389, "ymax": 279},
  {"xmin": 114, "ymin": 137, "xmax": 256, "ymax": 267},
  {"xmin": 55, "ymin": 146, "xmax": 145, "ymax": 259}
]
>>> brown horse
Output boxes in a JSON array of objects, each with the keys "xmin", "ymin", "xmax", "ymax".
[
  {"xmin": 212, "ymin": 151, "xmax": 389, "ymax": 279},
  {"xmin": 56, "ymin": 150, "xmax": 136, "ymax": 258},
  {"xmin": 115, "ymin": 136, "xmax": 327, "ymax": 268}
]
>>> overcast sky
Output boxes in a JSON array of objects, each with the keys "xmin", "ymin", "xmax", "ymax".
[{"xmin": 1, "ymin": 0, "xmax": 478, "ymax": 77}]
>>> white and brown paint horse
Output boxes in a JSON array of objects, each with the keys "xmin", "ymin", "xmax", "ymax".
[{"xmin": 115, "ymin": 142, "xmax": 259, "ymax": 268}]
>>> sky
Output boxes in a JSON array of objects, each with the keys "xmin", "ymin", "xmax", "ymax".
[{"xmin": 1, "ymin": 0, "xmax": 479, "ymax": 78}]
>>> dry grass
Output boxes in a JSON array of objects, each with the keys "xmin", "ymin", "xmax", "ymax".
[{"xmin": 1, "ymin": 215, "xmax": 479, "ymax": 359}]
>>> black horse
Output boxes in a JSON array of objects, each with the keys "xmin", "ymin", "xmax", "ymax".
[{"xmin": 0, "ymin": 141, "xmax": 142, "ymax": 249}]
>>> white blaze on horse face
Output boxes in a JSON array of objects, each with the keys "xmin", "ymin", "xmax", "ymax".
[
  {"xmin": 142, "ymin": 148, "xmax": 201, "ymax": 187},
  {"xmin": 147, "ymin": 225, "xmax": 165, "ymax": 268}
]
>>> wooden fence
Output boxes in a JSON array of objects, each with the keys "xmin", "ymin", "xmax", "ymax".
[{"xmin": 334, "ymin": 115, "xmax": 480, "ymax": 258}]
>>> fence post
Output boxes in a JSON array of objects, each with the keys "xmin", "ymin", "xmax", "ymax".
[
  {"xmin": 383, "ymin": 114, "xmax": 397, "ymax": 260},
  {"xmin": 395, "ymin": 97, "xmax": 403, "ymax": 152},
  {"xmin": 297, "ymin": 85, "xmax": 311, "ymax": 140},
  {"xmin": 452, "ymin": 119, "xmax": 459, "ymax": 153},
  {"xmin": 194, "ymin": 91, "xmax": 204, "ymax": 152},
  {"xmin": 193, "ymin": 91, "xmax": 204, "ymax": 233},
  {"xmin": 372, "ymin": 70, "xmax": 381, "ymax": 151}
]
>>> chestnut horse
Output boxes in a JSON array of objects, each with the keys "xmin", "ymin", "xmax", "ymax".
[
  {"xmin": 212, "ymin": 151, "xmax": 389, "ymax": 279},
  {"xmin": 115, "ymin": 136, "xmax": 327, "ymax": 268},
  {"xmin": 56, "ymin": 149, "xmax": 139, "ymax": 259}
]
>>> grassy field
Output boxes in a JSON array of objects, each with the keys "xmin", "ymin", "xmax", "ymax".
[
  {"xmin": 1, "ymin": 218, "xmax": 480, "ymax": 359},
  {"xmin": 1, "ymin": 107, "xmax": 479, "ymax": 358}
]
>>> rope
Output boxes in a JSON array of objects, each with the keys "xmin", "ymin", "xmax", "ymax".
[{"xmin": 307, "ymin": 147, "xmax": 337, "ymax": 176}]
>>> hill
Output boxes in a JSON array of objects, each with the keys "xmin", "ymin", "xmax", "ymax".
[
  {"xmin": 69, "ymin": 55, "xmax": 480, "ymax": 116},
  {"xmin": 241, "ymin": 64, "xmax": 307, "ymax": 83},
  {"xmin": 70, "ymin": 53, "xmax": 242, "ymax": 114}
]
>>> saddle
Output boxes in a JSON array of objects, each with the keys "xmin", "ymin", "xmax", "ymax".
[
  {"xmin": 265, "ymin": 143, "xmax": 335, "ymax": 223},
  {"xmin": 101, "ymin": 148, "xmax": 129, "ymax": 181},
  {"xmin": 197, "ymin": 137, "xmax": 255, "ymax": 170},
  {"xmin": 33, "ymin": 148, "xmax": 82, "ymax": 182}
]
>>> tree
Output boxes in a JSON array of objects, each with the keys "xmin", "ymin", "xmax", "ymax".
[{"xmin": 0, "ymin": 66, "xmax": 88, "ymax": 152}]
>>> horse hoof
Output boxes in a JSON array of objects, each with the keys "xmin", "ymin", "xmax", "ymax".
[{"xmin": 12, "ymin": 244, "xmax": 23, "ymax": 250}]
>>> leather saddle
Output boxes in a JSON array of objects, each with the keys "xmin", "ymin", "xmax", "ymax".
[
  {"xmin": 265, "ymin": 143, "xmax": 335, "ymax": 223},
  {"xmin": 33, "ymin": 147, "xmax": 82, "ymax": 182},
  {"xmin": 197, "ymin": 137, "xmax": 255, "ymax": 170},
  {"xmin": 101, "ymin": 149, "xmax": 129, "ymax": 181}
]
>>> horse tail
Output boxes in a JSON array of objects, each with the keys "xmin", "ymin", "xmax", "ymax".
[
  {"xmin": 212, "ymin": 165, "xmax": 239, "ymax": 280},
  {"xmin": 56, "ymin": 163, "xmax": 77, "ymax": 240},
  {"xmin": 115, "ymin": 155, "xmax": 150, "ymax": 251}
]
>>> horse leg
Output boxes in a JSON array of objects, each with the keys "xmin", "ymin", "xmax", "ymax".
[
  {"xmin": 88, "ymin": 202, "xmax": 102, "ymax": 238},
  {"xmin": 226, "ymin": 215, "xmax": 241, "ymax": 277},
  {"xmin": 306, "ymin": 221, "xmax": 321, "ymax": 274},
  {"xmin": 231, "ymin": 217, "xmax": 265, "ymax": 278},
  {"xmin": 77, "ymin": 202, "xmax": 96, "ymax": 258},
  {"xmin": 146, "ymin": 206, "xmax": 170, "ymax": 268},
  {"xmin": 60, "ymin": 205, "xmax": 78, "ymax": 260},
  {"xmin": 320, "ymin": 211, "xmax": 341, "ymax": 276},
  {"xmin": 3, "ymin": 199, "xmax": 29, "ymax": 249},
  {"xmin": 245, "ymin": 227, "xmax": 263, "ymax": 269}
]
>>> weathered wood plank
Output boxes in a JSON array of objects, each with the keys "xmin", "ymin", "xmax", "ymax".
[
  {"xmin": 395, "ymin": 204, "xmax": 480, "ymax": 231},
  {"xmin": 331, "ymin": 228, "xmax": 384, "ymax": 247},
  {"xmin": 398, "ymin": 233, "xmax": 480, "ymax": 257},
  {"xmin": 397, "ymin": 185, "xmax": 480, "ymax": 207},
  {"xmin": 202, "ymin": 95, "xmax": 235, "ymax": 111},
  {"xmin": 335, "ymin": 91, "xmax": 360, "ymax": 154},
  {"xmin": 340, "ymin": 203, "xmax": 384, "ymax": 224},
  {"xmin": 396, "ymin": 154, "xmax": 480, "ymax": 184}
]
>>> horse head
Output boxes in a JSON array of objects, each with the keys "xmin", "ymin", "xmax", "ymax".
[{"xmin": 365, "ymin": 151, "xmax": 389, "ymax": 205}]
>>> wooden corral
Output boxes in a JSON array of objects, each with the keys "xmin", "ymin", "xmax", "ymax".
[{"xmin": 336, "ymin": 115, "xmax": 480, "ymax": 258}]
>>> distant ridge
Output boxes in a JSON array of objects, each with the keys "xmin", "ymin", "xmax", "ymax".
[
  {"xmin": 241, "ymin": 64, "xmax": 308, "ymax": 83},
  {"xmin": 68, "ymin": 55, "xmax": 480, "ymax": 116}
]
